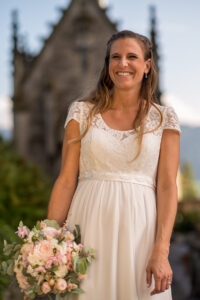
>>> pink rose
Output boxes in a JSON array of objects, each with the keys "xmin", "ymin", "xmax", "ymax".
[
  {"xmin": 78, "ymin": 243, "xmax": 83, "ymax": 251},
  {"xmin": 21, "ymin": 243, "xmax": 34, "ymax": 268},
  {"xmin": 34, "ymin": 240, "xmax": 53, "ymax": 261},
  {"xmin": 49, "ymin": 279, "xmax": 55, "ymax": 286},
  {"xmin": 15, "ymin": 270, "xmax": 30, "ymax": 290},
  {"xmin": 40, "ymin": 221, "xmax": 46, "ymax": 229},
  {"xmin": 67, "ymin": 283, "xmax": 77, "ymax": 291},
  {"xmin": 41, "ymin": 281, "xmax": 51, "ymax": 294},
  {"xmin": 21, "ymin": 243, "xmax": 34, "ymax": 255},
  {"xmin": 55, "ymin": 278, "xmax": 67, "ymax": 292},
  {"xmin": 65, "ymin": 231, "xmax": 74, "ymax": 240},
  {"xmin": 55, "ymin": 251, "xmax": 64, "ymax": 264},
  {"xmin": 17, "ymin": 226, "xmax": 29, "ymax": 239},
  {"xmin": 78, "ymin": 272, "xmax": 87, "ymax": 281},
  {"xmin": 66, "ymin": 250, "xmax": 72, "ymax": 262},
  {"xmin": 45, "ymin": 256, "xmax": 57, "ymax": 269},
  {"xmin": 42, "ymin": 227, "xmax": 59, "ymax": 238}
]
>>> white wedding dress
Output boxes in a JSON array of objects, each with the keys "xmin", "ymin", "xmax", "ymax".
[{"xmin": 56, "ymin": 100, "xmax": 181, "ymax": 300}]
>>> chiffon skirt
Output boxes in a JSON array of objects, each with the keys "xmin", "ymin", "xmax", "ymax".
[{"xmin": 56, "ymin": 179, "xmax": 172, "ymax": 300}]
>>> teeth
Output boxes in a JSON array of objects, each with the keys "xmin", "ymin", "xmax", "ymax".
[{"xmin": 117, "ymin": 72, "xmax": 132, "ymax": 76}]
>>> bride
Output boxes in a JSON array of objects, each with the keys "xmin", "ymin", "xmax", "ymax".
[{"xmin": 47, "ymin": 30, "xmax": 181, "ymax": 299}]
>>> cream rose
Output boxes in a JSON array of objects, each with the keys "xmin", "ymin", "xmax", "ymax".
[
  {"xmin": 54, "ymin": 265, "xmax": 68, "ymax": 277},
  {"xmin": 55, "ymin": 278, "xmax": 67, "ymax": 291}
]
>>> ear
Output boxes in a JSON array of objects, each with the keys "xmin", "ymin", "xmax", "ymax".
[{"xmin": 144, "ymin": 58, "xmax": 151, "ymax": 73}]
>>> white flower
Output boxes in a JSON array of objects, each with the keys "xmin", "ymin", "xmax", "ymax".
[
  {"xmin": 50, "ymin": 238, "xmax": 59, "ymax": 248},
  {"xmin": 56, "ymin": 243, "xmax": 67, "ymax": 256},
  {"xmin": 27, "ymin": 265, "xmax": 34, "ymax": 275},
  {"xmin": 54, "ymin": 265, "xmax": 68, "ymax": 278},
  {"xmin": 27, "ymin": 231, "xmax": 35, "ymax": 243},
  {"xmin": 27, "ymin": 253, "xmax": 42, "ymax": 266}
]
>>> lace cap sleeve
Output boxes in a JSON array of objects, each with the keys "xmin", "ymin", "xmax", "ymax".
[
  {"xmin": 64, "ymin": 101, "xmax": 82, "ymax": 129},
  {"xmin": 163, "ymin": 106, "xmax": 181, "ymax": 134}
]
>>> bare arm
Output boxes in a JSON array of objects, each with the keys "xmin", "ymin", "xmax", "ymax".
[
  {"xmin": 47, "ymin": 119, "xmax": 80, "ymax": 226},
  {"xmin": 154, "ymin": 129, "xmax": 180, "ymax": 253},
  {"xmin": 146, "ymin": 128, "xmax": 180, "ymax": 295}
]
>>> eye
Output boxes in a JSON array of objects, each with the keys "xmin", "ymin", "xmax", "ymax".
[
  {"xmin": 112, "ymin": 55, "xmax": 120, "ymax": 59},
  {"xmin": 128, "ymin": 55, "xmax": 137, "ymax": 59}
]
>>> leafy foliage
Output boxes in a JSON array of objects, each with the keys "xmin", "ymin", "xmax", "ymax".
[
  {"xmin": 174, "ymin": 210, "xmax": 200, "ymax": 233},
  {"xmin": 181, "ymin": 161, "xmax": 199, "ymax": 200},
  {"xmin": 0, "ymin": 135, "xmax": 53, "ymax": 297}
]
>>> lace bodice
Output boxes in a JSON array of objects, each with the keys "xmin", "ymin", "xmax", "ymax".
[{"xmin": 64, "ymin": 101, "xmax": 181, "ymax": 189}]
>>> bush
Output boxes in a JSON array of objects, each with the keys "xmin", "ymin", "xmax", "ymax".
[
  {"xmin": 0, "ymin": 135, "xmax": 53, "ymax": 297},
  {"xmin": 174, "ymin": 210, "xmax": 200, "ymax": 233}
]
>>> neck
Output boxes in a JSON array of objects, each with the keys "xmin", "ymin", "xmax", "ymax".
[{"xmin": 111, "ymin": 86, "xmax": 142, "ymax": 111}]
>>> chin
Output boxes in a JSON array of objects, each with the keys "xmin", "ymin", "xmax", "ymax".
[{"xmin": 114, "ymin": 83, "xmax": 137, "ymax": 90}]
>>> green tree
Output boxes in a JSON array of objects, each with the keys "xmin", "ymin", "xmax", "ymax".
[
  {"xmin": 0, "ymin": 135, "xmax": 53, "ymax": 298},
  {"xmin": 181, "ymin": 161, "xmax": 198, "ymax": 200}
]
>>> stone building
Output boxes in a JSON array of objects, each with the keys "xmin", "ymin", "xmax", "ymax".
[
  {"xmin": 11, "ymin": 0, "xmax": 117, "ymax": 179},
  {"xmin": 11, "ymin": 0, "xmax": 161, "ymax": 180}
]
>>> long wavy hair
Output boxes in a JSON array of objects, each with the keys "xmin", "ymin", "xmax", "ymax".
[{"xmin": 67, "ymin": 30, "xmax": 163, "ymax": 161}]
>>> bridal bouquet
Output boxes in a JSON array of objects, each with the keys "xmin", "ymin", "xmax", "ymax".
[{"xmin": 0, "ymin": 219, "xmax": 95, "ymax": 299}]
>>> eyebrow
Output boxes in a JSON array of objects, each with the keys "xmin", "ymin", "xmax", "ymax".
[{"xmin": 110, "ymin": 52, "xmax": 139, "ymax": 56}]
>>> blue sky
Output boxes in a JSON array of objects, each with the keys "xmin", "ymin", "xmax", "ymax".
[{"xmin": 1, "ymin": 0, "xmax": 200, "ymax": 128}]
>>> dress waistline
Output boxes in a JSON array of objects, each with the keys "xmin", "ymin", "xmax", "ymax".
[{"xmin": 78, "ymin": 171, "xmax": 155, "ymax": 190}]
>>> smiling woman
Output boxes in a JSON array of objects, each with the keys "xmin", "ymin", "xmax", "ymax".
[
  {"xmin": 109, "ymin": 39, "xmax": 151, "ymax": 90},
  {"xmin": 47, "ymin": 30, "xmax": 181, "ymax": 300}
]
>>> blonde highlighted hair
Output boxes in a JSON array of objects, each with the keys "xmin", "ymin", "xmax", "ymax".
[{"xmin": 67, "ymin": 30, "xmax": 163, "ymax": 161}]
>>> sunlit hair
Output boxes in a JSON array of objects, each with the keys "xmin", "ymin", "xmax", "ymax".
[{"xmin": 66, "ymin": 30, "xmax": 163, "ymax": 161}]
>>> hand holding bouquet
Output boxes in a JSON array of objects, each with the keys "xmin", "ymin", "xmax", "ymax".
[{"xmin": 0, "ymin": 219, "xmax": 95, "ymax": 299}]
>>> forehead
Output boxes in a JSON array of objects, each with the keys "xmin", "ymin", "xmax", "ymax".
[{"xmin": 110, "ymin": 38, "xmax": 144, "ymax": 55}]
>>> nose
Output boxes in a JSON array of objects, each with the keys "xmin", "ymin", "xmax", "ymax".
[{"xmin": 118, "ymin": 57, "xmax": 128, "ymax": 67}]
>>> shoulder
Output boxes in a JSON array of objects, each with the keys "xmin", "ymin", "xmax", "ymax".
[
  {"xmin": 151, "ymin": 103, "xmax": 179, "ymax": 118},
  {"xmin": 150, "ymin": 103, "xmax": 181, "ymax": 134},
  {"xmin": 154, "ymin": 104, "xmax": 181, "ymax": 134},
  {"xmin": 69, "ymin": 100, "xmax": 94, "ymax": 112},
  {"xmin": 64, "ymin": 100, "xmax": 94, "ymax": 130}
]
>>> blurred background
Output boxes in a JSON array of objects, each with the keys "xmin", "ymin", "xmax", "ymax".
[{"xmin": 0, "ymin": 0, "xmax": 200, "ymax": 299}]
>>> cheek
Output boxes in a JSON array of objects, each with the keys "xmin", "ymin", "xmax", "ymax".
[
  {"xmin": 109, "ymin": 61, "xmax": 117, "ymax": 72},
  {"xmin": 108, "ymin": 62, "xmax": 115, "ymax": 78}
]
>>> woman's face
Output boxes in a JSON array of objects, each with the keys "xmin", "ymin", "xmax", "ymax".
[{"xmin": 108, "ymin": 38, "xmax": 151, "ymax": 90}]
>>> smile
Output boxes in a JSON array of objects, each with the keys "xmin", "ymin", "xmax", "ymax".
[{"xmin": 116, "ymin": 72, "xmax": 133, "ymax": 76}]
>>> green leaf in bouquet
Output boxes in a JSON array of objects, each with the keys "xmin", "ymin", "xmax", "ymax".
[
  {"xmin": 74, "ymin": 257, "xmax": 87, "ymax": 275},
  {"xmin": 19, "ymin": 221, "xmax": 24, "ymax": 227},
  {"xmin": 59, "ymin": 293, "xmax": 69, "ymax": 298},
  {"xmin": 14, "ymin": 249, "xmax": 20, "ymax": 259},
  {"xmin": 7, "ymin": 261, "xmax": 14, "ymax": 276},
  {"xmin": 32, "ymin": 235, "xmax": 39, "ymax": 242},
  {"xmin": 1, "ymin": 261, "xmax": 7, "ymax": 273},
  {"xmin": 43, "ymin": 219, "xmax": 60, "ymax": 230},
  {"xmin": 70, "ymin": 287, "xmax": 84, "ymax": 294},
  {"xmin": 35, "ymin": 220, "xmax": 41, "ymax": 230},
  {"xmin": 25, "ymin": 286, "xmax": 36, "ymax": 299},
  {"xmin": 29, "ymin": 292, "xmax": 36, "ymax": 299},
  {"xmin": 28, "ymin": 282, "xmax": 41, "ymax": 296},
  {"xmin": 58, "ymin": 237, "xmax": 65, "ymax": 244},
  {"xmin": 65, "ymin": 272, "xmax": 80, "ymax": 285},
  {"xmin": 3, "ymin": 243, "xmax": 14, "ymax": 256},
  {"xmin": 27, "ymin": 276, "xmax": 36, "ymax": 286},
  {"xmin": 50, "ymin": 264, "xmax": 59, "ymax": 272},
  {"xmin": 86, "ymin": 256, "xmax": 92, "ymax": 264},
  {"xmin": 73, "ymin": 224, "xmax": 81, "ymax": 244},
  {"xmin": 13, "ymin": 244, "xmax": 21, "ymax": 252},
  {"xmin": 73, "ymin": 256, "xmax": 79, "ymax": 273},
  {"xmin": 89, "ymin": 248, "xmax": 96, "ymax": 259}
]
